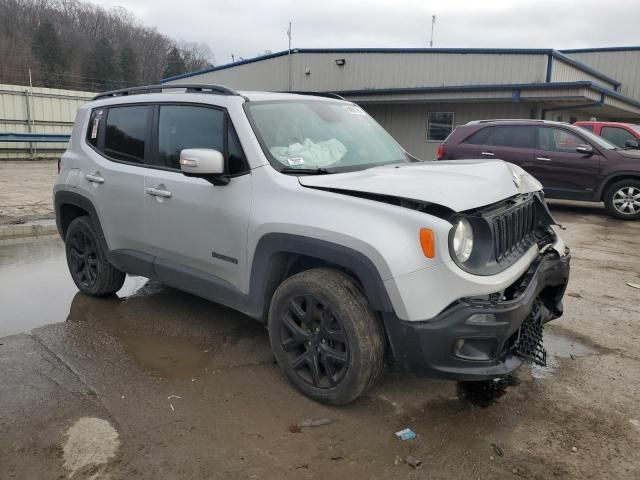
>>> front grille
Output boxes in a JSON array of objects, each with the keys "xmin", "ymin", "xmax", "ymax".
[
  {"xmin": 513, "ymin": 299, "xmax": 547, "ymax": 367},
  {"xmin": 492, "ymin": 198, "xmax": 536, "ymax": 262}
]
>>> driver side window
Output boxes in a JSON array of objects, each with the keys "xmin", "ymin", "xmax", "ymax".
[{"xmin": 538, "ymin": 127, "xmax": 586, "ymax": 153}]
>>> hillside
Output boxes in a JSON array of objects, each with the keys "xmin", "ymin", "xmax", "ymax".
[{"xmin": 0, "ymin": 0, "xmax": 214, "ymax": 91}]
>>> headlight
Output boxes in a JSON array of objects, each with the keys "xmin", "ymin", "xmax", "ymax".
[{"xmin": 452, "ymin": 218, "xmax": 474, "ymax": 262}]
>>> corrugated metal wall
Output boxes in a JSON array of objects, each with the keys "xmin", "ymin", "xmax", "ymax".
[
  {"xmin": 551, "ymin": 58, "xmax": 617, "ymax": 89},
  {"xmin": 565, "ymin": 50, "xmax": 640, "ymax": 101},
  {"xmin": 169, "ymin": 52, "xmax": 549, "ymax": 91},
  {"xmin": 0, "ymin": 84, "xmax": 94, "ymax": 160}
]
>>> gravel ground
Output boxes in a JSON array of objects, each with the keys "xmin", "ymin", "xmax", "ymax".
[
  {"xmin": 0, "ymin": 160, "xmax": 57, "ymax": 225},
  {"xmin": 0, "ymin": 163, "xmax": 639, "ymax": 479}
]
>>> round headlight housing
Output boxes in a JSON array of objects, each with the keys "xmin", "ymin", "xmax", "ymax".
[{"xmin": 452, "ymin": 218, "xmax": 474, "ymax": 263}]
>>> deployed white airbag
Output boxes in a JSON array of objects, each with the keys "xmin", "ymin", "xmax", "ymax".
[{"xmin": 270, "ymin": 138, "xmax": 347, "ymax": 168}]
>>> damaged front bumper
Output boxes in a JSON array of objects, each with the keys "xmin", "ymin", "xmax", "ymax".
[{"xmin": 383, "ymin": 247, "xmax": 571, "ymax": 380}]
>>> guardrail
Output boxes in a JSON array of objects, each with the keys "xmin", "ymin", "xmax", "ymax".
[{"xmin": 0, "ymin": 133, "xmax": 70, "ymax": 143}]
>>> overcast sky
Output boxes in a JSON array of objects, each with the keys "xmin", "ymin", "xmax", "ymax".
[{"xmin": 97, "ymin": 0, "xmax": 638, "ymax": 66}]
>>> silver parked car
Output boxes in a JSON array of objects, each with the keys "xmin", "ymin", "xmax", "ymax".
[{"xmin": 54, "ymin": 84, "xmax": 570, "ymax": 404}]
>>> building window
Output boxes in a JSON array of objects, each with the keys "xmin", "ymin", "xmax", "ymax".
[{"xmin": 427, "ymin": 112, "xmax": 454, "ymax": 142}]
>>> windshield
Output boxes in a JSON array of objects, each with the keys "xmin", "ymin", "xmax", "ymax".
[
  {"xmin": 245, "ymin": 100, "xmax": 409, "ymax": 172},
  {"xmin": 575, "ymin": 126, "xmax": 617, "ymax": 150}
]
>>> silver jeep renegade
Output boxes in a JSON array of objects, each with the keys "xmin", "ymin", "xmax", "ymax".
[{"xmin": 54, "ymin": 84, "xmax": 570, "ymax": 404}]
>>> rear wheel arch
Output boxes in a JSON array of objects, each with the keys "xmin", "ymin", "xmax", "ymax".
[{"xmin": 55, "ymin": 191, "xmax": 111, "ymax": 253}]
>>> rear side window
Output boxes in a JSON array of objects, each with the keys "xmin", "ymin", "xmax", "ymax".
[
  {"xmin": 601, "ymin": 126, "xmax": 636, "ymax": 148},
  {"xmin": 464, "ymin": 126, "xmax": 535, "ymax": 148},
  {"xmin": 104, "ymin": 106, "xmax": 149, "ymax": 163},
  {"xmin": 86, "ymin": 109, "xmax": 104, "ymax": 148}
]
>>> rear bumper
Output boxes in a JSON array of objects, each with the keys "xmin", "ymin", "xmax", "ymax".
[{"xmin": 382, "ymin": 249, "xmax": 570, "ymax": 381}]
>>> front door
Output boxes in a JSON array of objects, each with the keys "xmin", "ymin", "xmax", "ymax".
[
  {"xmin": 530, "ymin": 126, "xmax": 602, "ymax": 200},
  {"xmin": 142, "ymin": 104, "xmax": 253, "ymax": 292}
]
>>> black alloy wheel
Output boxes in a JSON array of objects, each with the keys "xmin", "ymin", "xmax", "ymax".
[
  {"xmin": 67, "ymin": 229, "xmax": 99, "ymax": 288},
  {"xmin": 278, "ymin": 294, "xmax": 349, "ymax": 388}
]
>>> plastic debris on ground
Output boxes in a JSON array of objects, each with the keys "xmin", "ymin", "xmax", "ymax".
[
  {"xmin": 394, "ymin": 428, "xmax": 416, "ymax": 441},
  {"xmin": 405, "ymin": 455, "xmax": 422, "ymax": 469},
  {"xmin": 299, "ymin": 418, "xmax": 333, "ymax": 427}
]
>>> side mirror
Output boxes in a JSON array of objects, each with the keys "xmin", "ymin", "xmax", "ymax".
[
  {"xmin": 575, "ymin": 144, "xmax": 594, "ymax": 155},
  {"xmin": 179, "ymin": 148, "xmax": 228, "ymax": 185},
  {"xmin": 625, "ymin": 139, "xmax": 639, "ymax": 149}
]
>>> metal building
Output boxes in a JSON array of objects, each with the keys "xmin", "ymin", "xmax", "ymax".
[
  {"xmin": 0, "ymin": 83, "xmax": 94, "ymax": 160},
  {"xmin": 163, "ymin": 47, "xmax": 640, "ymax": 160}
]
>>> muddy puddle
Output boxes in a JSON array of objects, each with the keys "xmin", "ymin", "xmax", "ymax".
[
  {"xmin": 0, "ymin": 236, "xmax": 146, "ymax": 337},
  {"xmin": 530, "ymin": 330, "xmax": 596, "ymax": 379}
]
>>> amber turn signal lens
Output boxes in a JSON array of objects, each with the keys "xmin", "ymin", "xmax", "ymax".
[{"xmin": 419, "ymin": 228, "xmax": 435, "ymax": 258}]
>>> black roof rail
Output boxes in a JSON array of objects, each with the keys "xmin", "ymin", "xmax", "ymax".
[
  {"xmin": 93, "ymin": 84, "xmax": 241, "ymax": 101},
  {"xmin": 285, "ymin": 91, "xmax": 347, "ymax": 100}
]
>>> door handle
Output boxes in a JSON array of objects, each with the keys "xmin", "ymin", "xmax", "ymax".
[
  {"xmin": 481, "ymin": 151, "xmax": 495, "ymax": 157},
  {"xmin": 146, "ymin": 187, "xmax": 172, "ymax": 198},
  {"xmin": 85, "ymin": 173, "xmax": 105, "ymax": 184},
  {"xmin": 535, "ymin": 156, "xmax": 552, "ymax": 162}
]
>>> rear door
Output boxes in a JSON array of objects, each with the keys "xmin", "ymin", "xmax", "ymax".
[
  {"xmin": 530, "ymin": 126, "xmax": 602, "ymax": 199},
  {"xmin": 142, "ymin": 103, "xmax": 253, "ymax": 292},
  {"xmin": 453, "ymin": 125, "xmax": 535, "ymax": 167},
  {"xmin": 81, "ymin": 104, "xmax": 151, "ymax": 254}
]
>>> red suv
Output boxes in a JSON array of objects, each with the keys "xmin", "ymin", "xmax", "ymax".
[
  {"xmin": 437, "ymin": 120, "xmax": 640, "ymax": 220},
  {"xmin": 575, "ymin": 121, "xmax": 640, "ymax": 150}
]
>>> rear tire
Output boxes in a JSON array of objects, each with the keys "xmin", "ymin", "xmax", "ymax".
[
  {"xmin": 65, "ymin": 216, "xmax": 125, "ymax": 296},
  {"xmin": 604, "ymin": 179, "xmax": 640, "ymax": 220},
  {"xmin": 268, "ymin": 268, "xmax": 385, "ymax": 405}
]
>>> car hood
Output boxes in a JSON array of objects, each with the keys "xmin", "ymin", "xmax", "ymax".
[{"xmin": 298, "ymin": 160, "xmax": 542, "ymax": 212}]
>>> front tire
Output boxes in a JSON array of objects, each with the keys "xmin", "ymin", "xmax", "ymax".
[
  {"xmin": 65, "ymin": 216, "xmax": 126, "ymax": 296},
  {"xmin": 268, "ymin": 268, "xmax": 385, "ymax": 405},
  {"xmin": 604, "ymin": 179, "xmax": 640, "ymax": 220}
]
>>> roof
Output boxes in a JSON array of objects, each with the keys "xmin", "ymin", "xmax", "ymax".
[{"xmin": 161, "ymin": 47, "xmax": 620, "ymax": 87}]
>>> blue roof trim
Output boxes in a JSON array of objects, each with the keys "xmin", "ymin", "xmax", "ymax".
[
  {"xmin": 561, "ymin": 46, "xmax": 640, "ymax": 53},
  {"xmin": 551, "ymin": 51, "xmax": 621, "ymax": 86},
  {"xmin": 332, "ymin": 81, "xmax": 593, "ymax": 96},
  {"xmin": 331, "ymin": 81, "xmax": 640, "ymax": 110},
  {"xmin": 0, "ymin": 133, "xmax": 70, "ymax": 142}
]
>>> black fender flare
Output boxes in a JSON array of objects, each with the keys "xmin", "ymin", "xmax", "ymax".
[{"xmin": 248, "ymin": 233, "xmax": 394, "ymax": 316}]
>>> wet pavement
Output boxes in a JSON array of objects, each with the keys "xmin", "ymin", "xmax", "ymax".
[{"xmin": 1, "ymin": 200, "xmax": 640, "ymax": 479}]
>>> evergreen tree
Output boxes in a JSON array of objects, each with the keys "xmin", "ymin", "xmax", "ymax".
[
  {"xmin": 32, "ymin": 20, "xmax": 64, "ymax": 85},
  {"xmin": 86, "ymin": 38, "xmax": 120, "ymax": 90},
  {"xmin": 162, "ymin": 47, "xmax": 186, "ymax": 79},
  {"xmin": 119, "ymin": 45, "xmax": 138, "ymax": 86}
]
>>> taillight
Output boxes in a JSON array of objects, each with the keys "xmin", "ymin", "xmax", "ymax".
[
  {"xmin": 57, "ymin": 158, "xmax": 61, "ymax": 174},
  {"xmin": 436, "ymin": 144, "xmax": 445, "ymax": 160}
]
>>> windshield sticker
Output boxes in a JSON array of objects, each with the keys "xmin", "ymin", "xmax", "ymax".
[
  {"xmin": 344, "ymin": 105, "xmax": 365, "ymax": 115},
  {"xmin": 287, "ymin": 157, "xmax": 305, "ymax": 166}
]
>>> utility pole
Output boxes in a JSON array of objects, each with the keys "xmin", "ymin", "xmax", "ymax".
[
  {"xmin": 429, "ymin": 15, "xmax": 436, "ymax": 48},
  {"xmin": 287, "ymin": 21, "xmax": 292, "ymax": 91}
]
